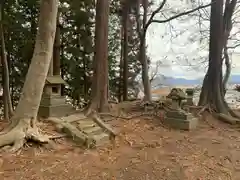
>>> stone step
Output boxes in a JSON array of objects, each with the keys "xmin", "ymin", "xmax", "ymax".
[
  {"xmin": 92, "ymin": 133, "xmax": 110, "ymax": 146},
  {"xmin": 83, "ymin": 126, "xmax": 103, "ymax": 135},
  {"xmin": 62, "ymin": 113, "xmax": 87, "ymax": 122},
  {"xmin": 77, "ymin": 120, "xmax": 96, "ymax": 128}
]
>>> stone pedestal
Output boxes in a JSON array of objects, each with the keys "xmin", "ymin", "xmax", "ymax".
[
  {"xmin": 38, "ymin": 76, "xmax": 74, "ymax": 118},
  {"xmin": 38, "ymin": 95, "xmax": 74, "ymax": 118},
  {"xmin": 185, "ymin": 88, "xmax": 194, "ymax": 105},
  {"xmin": 164, "ymin": 110, "xmax": 198, "ymax": 130}
]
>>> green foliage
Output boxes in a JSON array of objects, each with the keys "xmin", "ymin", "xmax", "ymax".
[{"xmin": 2, "ymin": 0, "xmax": 142, "ymax": 108}]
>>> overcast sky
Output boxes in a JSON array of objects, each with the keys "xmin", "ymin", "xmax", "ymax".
[{"xmin": 146, "ymin": 0, "xmax": 240, "ymax": 79}]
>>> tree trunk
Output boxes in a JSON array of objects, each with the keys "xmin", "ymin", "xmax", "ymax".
[
  {"xmin": 223, "ymin": 48, "xmax": 231, "ymax": 95},
  {"xmin": 53, "ymin": 11, "xmax": 60, "ymax": 76},
  {"xmin": 0, "ymin": 0, "xmax": 58, "ymax": 152},
  {"xmin": 198, "ymin": 0, "xmax": 224, "ymax": 107},
  {"xmin": 222, "ymin": 0, "xmax": 236, "ymax": 95},
  {"xmin": 2, "ymin": 69, "xmax": 9, "ymax": 121},
  {"xmin": 141, "ymin": 0, "xmax": 151, "ymax": 102},
  {"xmin": 86, "ymin": 0, "xmax": 110, "ymax": 114},
  {"xmin": 118, "ymin": 25, "xmax": 124, "ymax": 102},
  {"xmin": 198, "ymin": 0, "xmax": 240, "ymax": 123},
  {"xmin": 134, "ymin": 0, "xmax": 151, "ymax": 102},
  {"xmin": 0, "ymin": 2, "xmax": 14, "ymax": 119},
  {"xmin": 139, "ymin": 33, "xmax": 151, "ymax": 102},
  {"xmin": 122, "ymin": 2, "xmax": 129, "ymax": 101},
  {"xmin": 60, "ymin": 26, "xmax": 65, "ymax": 96}
]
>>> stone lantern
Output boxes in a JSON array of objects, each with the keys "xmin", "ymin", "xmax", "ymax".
[
  {"xmin": 38, "ymin": 75, "xmax": 73, "ymax": 118},
  {"xmin": 164, "ymin": 88, "xmax": 198, "ymax": 130}
]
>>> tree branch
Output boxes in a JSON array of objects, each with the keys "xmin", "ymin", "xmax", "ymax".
[
  {"xmin": 144, "ymin": 0, "xmax": 167, "ymax": 33},
  {"xmin": 151, "ymin": 3, "xmax": 212, "ymax": 24}
]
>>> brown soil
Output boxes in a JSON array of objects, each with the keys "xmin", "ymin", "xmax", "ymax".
[{"xmin": 1, "ymin": 114, "xmax": 240, "ymax": 180}]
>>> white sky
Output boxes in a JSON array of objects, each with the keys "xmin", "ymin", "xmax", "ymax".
[{"xmin": 146, "ymin": 0, "xmax": 240, "ymax": 79}]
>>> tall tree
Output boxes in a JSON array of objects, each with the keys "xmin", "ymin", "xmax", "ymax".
[
  {"xmin": 222, "ymin": 0, "xmax": 237, "ymax": 95},
  {"xmin": 86, "ymin": 0, "xmax": 110, "ymax": 114},
  {"xmin": 0, "ymin": 2, "xmax": 14, "ymax": 120},
  {"xmin": 0, "ymin": 0, "xmax": 58, "ymax": 151},
  {"xmin": 134, "ymin": 0, "xmax": 152, "ymax": 102},
  {"xmin": 53, "ymin": 11, "xmax": 61, "ymax": 76},
  {"xmin": 198, "ymin": 0, "xmax": 239, "ymax": 123},
  {"xmin": 122, "ymin": 1, "xmax": 129, "ymax": 101}
]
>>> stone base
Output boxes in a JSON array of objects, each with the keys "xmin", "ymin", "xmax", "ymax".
[
  {"xmin": 164, "ymin": 110, "xmax": 198, "ymax": 130},
  {"xmin": 38, "ymin": 95, "xmax": 74, "ymax": 118}
]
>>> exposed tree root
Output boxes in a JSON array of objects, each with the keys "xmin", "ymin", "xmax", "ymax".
[
  {"xmin": 47, "ymin": 117, "xmax": 96, "ymax": 148},
  {"xmin": 214, "ymin": 113, "xmax": 239, "ymax": 125},
  {"xmin": 197, "ymin": 103, "xmax": 240, "ymax": 125},
  {"xmin": 0, "ymin": 118, "xmax": 49, "ymax": 152},
  {"xmin": 91, "ymin": 113, "xmax": 117, "ymax": 145}
]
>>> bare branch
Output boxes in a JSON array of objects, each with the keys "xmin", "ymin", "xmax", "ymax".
[
  {"xmin": 144, "ymin": 0, "xmax": 167, "ymax": 33},
  {"xmin": 151, "ymin": 3, "xmax": 212, "ymax": 24}
]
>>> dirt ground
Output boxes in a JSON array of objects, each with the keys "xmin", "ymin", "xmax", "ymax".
[{"xmin": 1, "ymin": 114, "xmax": 240, "ymax": 180}]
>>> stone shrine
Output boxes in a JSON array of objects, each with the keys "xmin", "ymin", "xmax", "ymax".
[
  {"xmin": 164, "ymin": 88, "xmax": 198, "ymax": 130},
  {"xmin": 185, "ymin": 88, "xmax": 194, "ymax": 106},
  {"xmin": 38, "ymin": 76, "xmax": 74, "ymax": 118}
]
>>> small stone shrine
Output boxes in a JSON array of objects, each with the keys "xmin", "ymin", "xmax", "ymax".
[
  {"xmin": 164, "ymin": 88, "xmax": 198, "ymax": 130},
  {"xmin": 38, "ymin": 53, "xmax": 74, "ymax": 118},
  {"xmin": 185, "ymin": 88, "xmax": 194, "ymax": 105},
  {"xmin": 38, "ymin": 75, "xmax": 74, "ymax": 118}
]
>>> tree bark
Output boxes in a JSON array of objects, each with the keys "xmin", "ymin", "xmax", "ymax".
[
  {"xmin": 118, "ymin": 25, "xmax": 124, "ymax": 102},
  {"xmin": 223, "ymin": 48, "xmax": 231, "ymax": 95},
  {"xmin": 86, "ymin": 0, "xmax": 110, "ymax": 114},
  {"xmin": 198, "ymin": 0, "xmax": 224, "ymax": 110},
  {"xmin": 0, "ymin": 2, "xmax": 14, "ymax": 119},
  {"xmin": 198, "ymin": 0, "xmax": 240, "ymax": 123},
  {"xmin": 222, "ymin": 0, "xmax": 237, "ymax": 95},
  {"xmin": 122, "ymin": 2, "xmax": 129, "ymax": 101},
  {"xmin": 0, "ymin": 0, "xmax": 59, "ymax": 151},
  {"xmin": 53, "ymin": 11, "xmax": 60, "ymax": 76},
  {"xmin": 141, "ymin": 0, "xmax": 151, "ymax": 102},
  {"xmin": 134, "ymin": 0, "xmax": 151, "ymax": 102}
]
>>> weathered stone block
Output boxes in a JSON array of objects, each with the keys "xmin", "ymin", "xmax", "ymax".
[
  {"xmin": 165, "ymin": 110, "xmax": 190, "ymax": 119},
  {"xmin": 39, "ymin": 94, "xmax": 74, "ymax": 118},
  {"xmin": 40, "ymin": 95, "xmax": 66, "ymax": 106},
  {"xmin": 38, "ymin": 104, "xmax": 74, "ymax": 118},
  {"xmin": 164, "ymin": 116, "xmax": 198, "ymax": 130}
]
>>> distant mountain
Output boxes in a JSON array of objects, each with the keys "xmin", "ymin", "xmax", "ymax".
[
  {"xmin": 163, "ymin": 77, "xmax": 202, "ymax": 85},
  {"xmin": 151, "ymin": 74, "xmax": 240, "ymax": 88},
  {"xmin": 151, "ymin": 75, "xmax": 201, "ymax": 87},
  {"xmin": 229, "ymin": 75, "xmax": 240, "ymax": 84}
]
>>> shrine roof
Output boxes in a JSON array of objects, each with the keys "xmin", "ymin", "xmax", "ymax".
[{"xmin": 45, "ymin": 76, "xmax": 67, "ymax": 85}]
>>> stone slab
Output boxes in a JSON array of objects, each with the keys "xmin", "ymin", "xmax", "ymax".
[
  {"xmin": 163, "ymin": 117, "xmax": 198, "ymax": 130},
  {"xmin": 83, "ymin": 126, "xmax": 102, "ymax": 135},
  {"xmin": 62, "ymin": 113, "xmax": 87, "ymax": 122},
  {"xmin": 166, "ymin": 110, "xmax": 193, "ymax": 120},
  {"xmin": 78, "ymin": 121, "xmax": 96, "ymax": 128},
  {"xmin": 40, "ymin": 95, "xmax": 66, "ymax": 106},
  {"xmin": 92, "ymin": 133, "xmax": 109, "ymax": 146},
  {"xmin": 38, "ymin": 104, "xmax": 74, "ymax": 118}
]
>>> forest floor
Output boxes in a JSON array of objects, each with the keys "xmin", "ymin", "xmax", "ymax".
[{"xmin": 1, "ymin": 113, "xmax": 240, "ymax": 180}]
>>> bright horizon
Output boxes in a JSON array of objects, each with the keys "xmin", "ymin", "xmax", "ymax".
[{"xmin": 146, "ymin": 0, "xmax": 240, "ymax": 80}]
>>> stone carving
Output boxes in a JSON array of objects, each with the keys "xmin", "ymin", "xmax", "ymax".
[
  {"xmin": 163, "ymin": 88, "xmax": 198, "ymax": 130},
  {"xmin": 166, "ymin": 88, "xmax": 186, "ymax": 109}
]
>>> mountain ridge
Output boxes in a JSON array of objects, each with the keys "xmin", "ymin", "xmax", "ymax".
[{"xmin": 152, "ymin": 74, "xmax": 240, "ymax": 87}]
